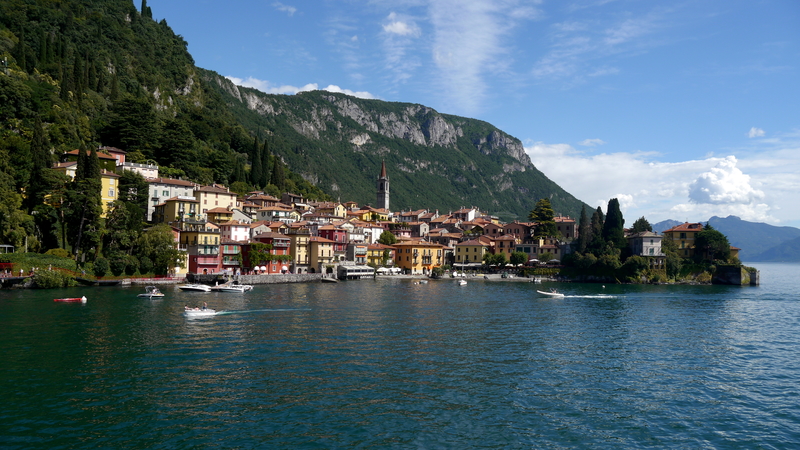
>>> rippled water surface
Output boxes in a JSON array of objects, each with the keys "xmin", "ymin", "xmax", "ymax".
[{"xmin": 1, "ymin": 262, "xmax": 799, "ymax": 448}]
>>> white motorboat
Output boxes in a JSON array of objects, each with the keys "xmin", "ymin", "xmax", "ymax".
[
  {"xmin": 537, "ymin": 289, "xmax": 564, "ymax": 298},
  {"xmin": 138, "ymin": 286, "xmax": 165, "ymax": 298},
  {"xmin": 210, "ymin": 282, "xmax": 253, "ymax": 293},
  {"xmin": 178, "ymin": 284, "xmax": 211, "ymax": 292},
  {"xmin": 458, "ymin": 279, "xmax": 467, "ymax": 286},
  {"xmin": 183, "ymin": 306, "xmax": 217, "ymax": 318}
]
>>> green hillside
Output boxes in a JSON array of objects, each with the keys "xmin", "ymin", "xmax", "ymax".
[{"xmin": 0, "ymin": 0, "xmax": 590, "ymax": 252}]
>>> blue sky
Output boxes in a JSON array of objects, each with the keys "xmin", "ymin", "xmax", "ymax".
[{"xmin": 148, "ymin": 0, "xmax": 800, "ymax": 228}]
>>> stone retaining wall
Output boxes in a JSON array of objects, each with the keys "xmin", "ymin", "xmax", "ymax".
[{"xmin": 188, "ymin": 273, "xmax": 326, "ymax": 285}]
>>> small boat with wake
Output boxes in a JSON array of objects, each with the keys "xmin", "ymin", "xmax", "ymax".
[
  {"xmin": 178, "ymin": 283, "xmax": 211, "ymax": 292},
  {"xmin": 138, "ymin": 286, "xmax": 165, "ymax": 298},
  {"xmin": 183, "ymin": 303, "xmax": 217, "ymax": 318},
  {"xmin": 54, "ymin": 296, "xmax": 87, "ymax": 303},
  {"xmin": 537, "ymin": 289, "xmax": 564, "ymax": 298}
]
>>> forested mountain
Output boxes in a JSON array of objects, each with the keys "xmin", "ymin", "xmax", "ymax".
[
  {"xmin": 0, "ymin": 0, "xmax": 589, "ymax": 252},
  {"xmin": 201, "ymin": 70, "xmax": 588, "ymax": 220}
]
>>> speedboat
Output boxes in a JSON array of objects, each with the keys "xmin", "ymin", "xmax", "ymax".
[
  {"xmin": 138, "ymin": 286, "xmax": 165, "ymax": 298},
  {"xmin": 210, "ymin": 282, "xmax": 253, "ymax": 293},
  {"xmin": 183, "ymin": 306, "xmax": 217, "ymax": 318},
  {"xmin": 458, "ymin": 279, "xmax": 467, "ymax": 286},
  {"xmin": 537, "ymin": 289, "xmax": 564, "ymax": 298},
  {"xmin": 54, "ymin": 296, "xmax": 87, "ymax": 303},
  {"xmin": 178, "ymin": 284, "xmax": 211, "ymax": 292}
]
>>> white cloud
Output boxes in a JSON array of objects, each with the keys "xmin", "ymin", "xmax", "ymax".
[
  {"xmin": 687, "ymin": 156, "xmax": 764, "ymax": 205},
  {"xmin": 272, "ymin": 2, "xmax": 297, "ymax": 17},
  {"xmin": 523, "ymin": 141, "xmax": 794, "ymax": 226},
  {"xmin": 748, "ymin": 127, "xmax": 765, "ymax": 138},
  {"xmin": 225, "ymin": 76, "xmax": 376, "ymax": 99},
  {"xmin": 382, "ymin": 12, "xmax": 420, "ymax": 36},
  {"xmin": 579, "ymin": 138, "xmax": 606, "ymax": 147}
]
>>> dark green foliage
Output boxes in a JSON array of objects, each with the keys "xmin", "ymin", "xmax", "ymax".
[
  {"xmin": 124, "ymin": 255, "xmax": 139, "ymax": 276},
  {"xmin": 110, "ymin": 257, "xmax": 126, "ymax": 276},
  {"xmin": 118, "ymin": 170, "xmax": 149, "ymax": 215},
  {"xmin": 138, "ymin": 255, "xmax": 153, "ymax": 274},
  {"xmin": 378, "ymin": 230, "xmax": 397, "ymax": 245},
  {"xmin": 602, "ymin": 198, "xmax": 626, "ymax": 250},
  {"xmin": 529, "ymin": 198, "xmax": 558, "ymax": 237},
  {"xmin": 93, "ymin": 256, "xmax": 109, "ymax": 277},
  {"xmin": 574, "ymin": 205, "xmax": 590, "ymax": 253},
  {"xmin": 33, "ymin": 269, "xmax": 76, "ymax": 288},
  {"xmin": 694, "ymin": 223, "xmax": 732, "ymax": 262},
  {"xmin": 631, "ymin": 216, "xmax": 652, "ymax": 233},
  {"xmin": 510, "ymin": 251, "xmax": 528, "ymax": 266}
]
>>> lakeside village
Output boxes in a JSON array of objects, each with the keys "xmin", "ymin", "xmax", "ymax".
[{"xmin": 0, "ymin": 147, "xmax": 758, "ymax": 289}]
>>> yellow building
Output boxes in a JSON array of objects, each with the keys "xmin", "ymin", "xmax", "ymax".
[
  {"xmin": 194, "ymin": 185, "xmax": 238, "ymax": 215},
  {"xmin": 455, "ymin": 239, "xmax": 489, "ymax": 267},
  {"xmin": 152, "ymin": 196, "xmax": 201, "ymax": 224},
  {"xmin": 313, "ymin": 202, "xmax": 348, "ymax": 218},
  {"xmin": 51, "ymin": 164, "xmax": 118, "ymax": 218},
  {"xmin": 393, "ymin": 240, "xmax": 445, "ymax": 275},
  {"xmin": 100, "ymin": 169, "xmax": 120, "ymax": 217},
  {"xmin": 662, "ymin": 222, "xmax": 704, "ymax": 258},
  {"xmin": 206, "ymin": 207, "xmax": 234, "ymax": 224},
  {"xmin": 309, "ymin": 236, "xmax": 336, "ymax": 274},
  {"xmin": 367, "ymin": 243, "xmax": 396, "ymax": 267},
  {"xmin": 288, "ymin": 227, "xmax": 311, "ymax": 273}
]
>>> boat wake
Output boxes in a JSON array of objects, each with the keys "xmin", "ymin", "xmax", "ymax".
[
  {"xmin": 214, "ymin": 308, "xmax": 312, "ymax": 316},
  {"xmin": 563, "ymin": 294, "xmax": 623, "ymax": 299}
]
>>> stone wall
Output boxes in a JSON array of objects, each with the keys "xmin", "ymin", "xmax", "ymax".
[{"xmin": 188, "ymin": 273, "xmax": 326, "ymax": 285}]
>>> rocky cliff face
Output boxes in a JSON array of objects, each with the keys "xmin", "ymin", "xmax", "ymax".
[{"xmin": 203, "ymin": 70, "xmax": 587, "ymax": 220}]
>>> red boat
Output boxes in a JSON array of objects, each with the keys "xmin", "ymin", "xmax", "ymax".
[{"xmin": 54, "ymin": 296, "xmax": 87, "ymax": 303}]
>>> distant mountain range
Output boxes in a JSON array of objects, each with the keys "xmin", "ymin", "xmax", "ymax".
[{"xmin": 653, "ymin": 216, "xmax": 800, "ymax": 262}]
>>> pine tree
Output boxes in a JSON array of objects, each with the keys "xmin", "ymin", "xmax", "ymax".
[{"xmin": 529, "ymin": 198, "xmax": 558, "ymax": 237}]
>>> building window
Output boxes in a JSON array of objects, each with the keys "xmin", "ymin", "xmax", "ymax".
[
  {"xmin": 163, "ymin": 190, "xmax": 169, "ymax": 196},
  {"xmin": 108, "ymin": 189, "xmax": 114, "ymax": 197}
]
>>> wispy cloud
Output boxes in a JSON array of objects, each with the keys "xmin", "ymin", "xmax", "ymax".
[
  {"xmin": 226, "ymin": 76, "xmax": 376, "ymax": 99},
  {"xmin": 272, "ymin": 2, "xmax": 297, "ymax": 17},
  {"xmin": 579, "ymin": 138, "xmax": 606, "ymax": 146},
  {"xmin": 380, "ymin": 12, "xmax": 423, "ymax": 85},
  {"xmin": 748, "ymin": 127, "xmax": 765, "ymax": 138},
  {"xmin": 531, "ymin": 7, "xmax": 666, "ymax": 83},
  {"xmin": 428, "ymin": 0, "xmax": 540, "ymax": 114}
]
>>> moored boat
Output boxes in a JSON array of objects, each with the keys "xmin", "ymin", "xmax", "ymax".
[
  {"xmin": 177, "ymin": 284, "xmax": 211, "ymax": 292},
  {"xmin": 54, "ymin": 296, "xmax": 87, "ymax": 303},
  {"xmin": 210, "ymin": 282, "xmax": 253, "ymax": 293},
  {"xmin": 138, "ymin": 286, "xmax": 165, "ymax": 298}
]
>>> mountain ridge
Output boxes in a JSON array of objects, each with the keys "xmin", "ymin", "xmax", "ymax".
[{"xmin": 201, "ymin": 69, "xmax": 589, "ymax": 220}]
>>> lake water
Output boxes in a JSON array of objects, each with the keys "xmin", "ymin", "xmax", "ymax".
[{"xmin": 1, "ymin": 262, "xmax": 798, "ymax": 449}]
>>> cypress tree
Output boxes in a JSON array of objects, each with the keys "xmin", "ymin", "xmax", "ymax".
[
  {"xmin": 575, "ymin": 205, "xmax": 590, "ymax": 254},
  {"xmin": 250, "ymin": 137, "xmax": 263, "ymax": 188},
  {"xmin": 588, "ymin": 206, "xmax": 605, "ymax": 254},
  {"xmin": 271, "ymin": 158, "xmax": 285, "ymax": 190},
  {"xmin": 260, "ymin": 140, "xmax": 270, "ymax": 188},
  {"xmin": 602, "ymin": 198, "xmax": 626, "ymax": 250},
  {"xmin": 26, "ymin": 116, "xmax": 50, "ymax": 211}
]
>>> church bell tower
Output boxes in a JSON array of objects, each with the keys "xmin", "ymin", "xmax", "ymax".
[{"xmin": 376, "ymin": 160, "xmax": 389, "ymax": 211}]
